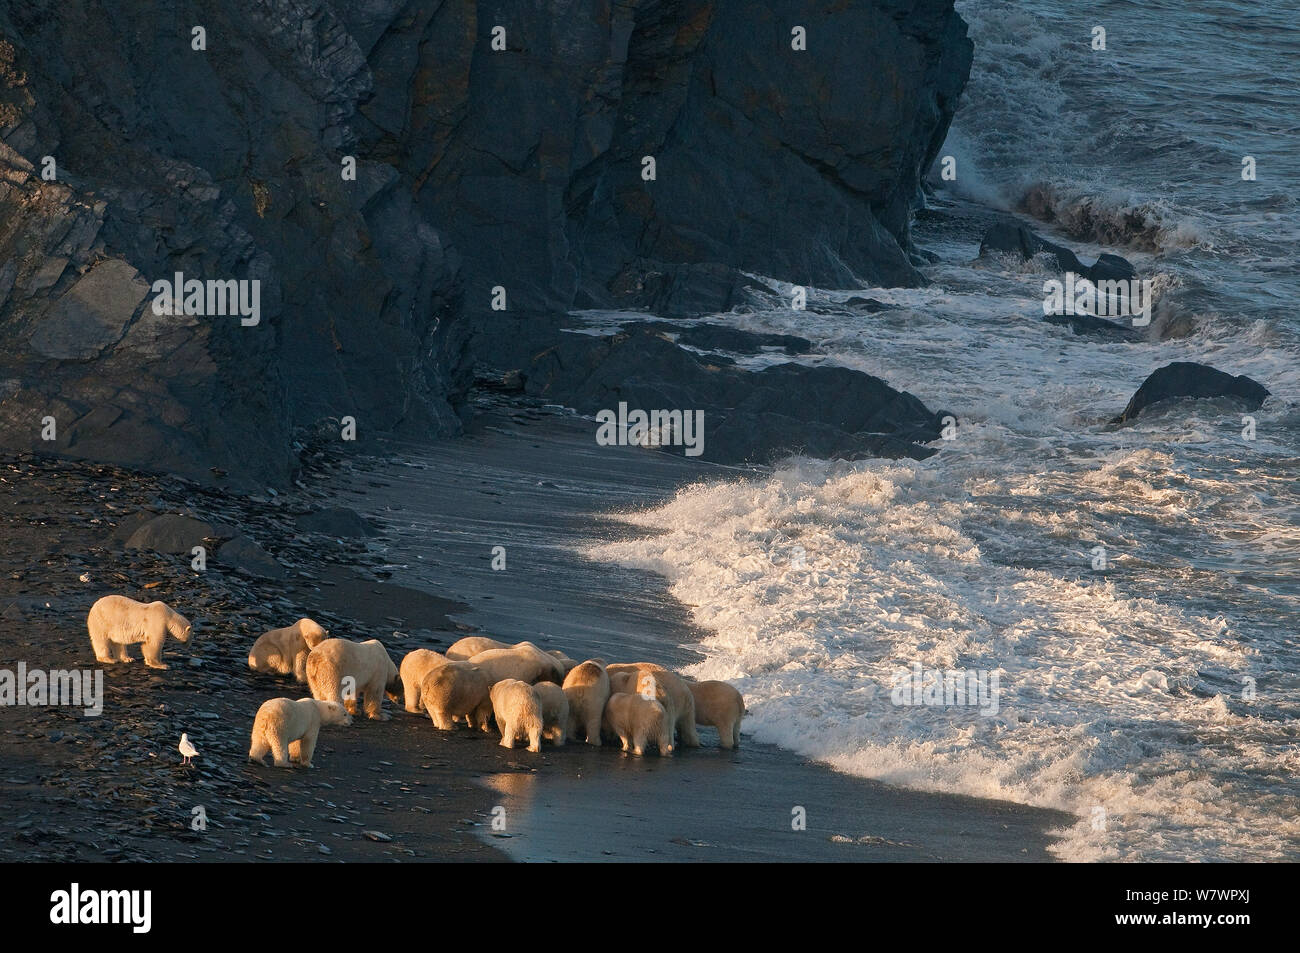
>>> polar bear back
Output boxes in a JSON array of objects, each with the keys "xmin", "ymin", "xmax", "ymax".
[
  {"xmin": 250, "ymin": 618, "xmax": 327, "ymax": 666},
  {"xmin": 400, "ymin": 648, "xmax": 448, "ymax": 687},
  {"xmin": 253, "ymin": 697, "xmax": 349, "ymax": 742},
  {"xmin": 688, "ymin": 680, "xmax": 744, "ymax": 725},
  {"xmin": 445, "ymin": 635, "xmax": 511, "ymax": 661},
  {"xmin": 470, "ymin": 642, "xmax": 565, "ymax": 685},
  {"xmin": 87, "ymin": 594, "xmax": 189, "ymax": 645},
  {"xmin": 307, "ymin": 638, "xmax": 398, "ymax": 695}
]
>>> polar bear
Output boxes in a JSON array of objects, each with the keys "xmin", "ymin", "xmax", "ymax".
[
  {"xmin": 547, "ymin": 651, "xmax": 580, "ymax": 678},
  {"xmin": 533, "ymin": 681, "xmax": 569, "ymax": 746},
  {"xmin": 490, "ymin": 678, "xmax": 545, "ymax": 752},
  {"xmin": 602, "ymin": 691, "xmax": 673, "ymax": 757},
  {"xmin": 247, "ymin": 618, "xmax": 329, "ymax": 682},
  {"xmin": 469, "ymin": 641, "xmax": 565, "ymax": 686},
  {"xmin": 87, "ymin": 595, "xmax": 192, "ymax": 669},
  {"xmin": 399, "ymin": 648, "xmax": 450, "ymax": 713},
  {"xmin": 306, "ymin": 638, "xmax": 400, "ymax": 721},
  {"xmin": 688, "ymin": 680, "xmax": 745, "ymax": 749},
  {"xmin": 421, "ymin": 662, "xmax": 493, "ymax": 731},
  {"xmin": 445, "ymin": 635, "xmax": 511, "ymax": 661},
  {"xmin": 562, "ymin": 659, "xmax": 610, "ymax": 745},
  {"xmin": 248, "ymin": 697, "xmax": 351, "ymax": 768},
  {"xmin": 607, "ymin": 662, "xmax": 700, "ymax": 747}
]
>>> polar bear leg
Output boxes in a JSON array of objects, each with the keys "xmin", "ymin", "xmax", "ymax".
[
  {"xmin": 658, "ymin": 723, "xmax": 674, "ymax": 756},
  {"xmin": 403, "ymin": 678, "xmax": 422, "ymax": 714},
  {"xmin": 584, "ymin": 711, "xmax": 602, "ymax": 747},
  {"xmin": 90, "ymin": 627, "xmax": 116, "ymax": 663},
  {"xmin": 474, "ymin": 701, "xmax": 495, "ymax": 733},
  {"xmin": 499, "ymin": 719, "xmax": 516, "ymax": 749},
  {"xmin": 363, "ymin": 683, "xmax": 390, "ymax": 721},
  {"xmin": 142, "ymin": 631, "xmax": 168, "ymax": 669},
  {"xmin": 270, "ymin": 733, "xmax": 292, "ymax": 768},
  {"xmin": 115, "ymin": 640, "xmax": 131, "ymax": 662},
  {"xmin": 249, "ymin": 730, "xmax": 270, "ymax": 764},
  {"xmin": 292, "ymin": 651, "xmax": 309, "ymax": 682},
  {"xmin": 298, "ymin": 726, "xmax": 319, "ymax": 768},
  {"xmin": 678, "ymin": 708, "xmax": 701, "ymax": 747},
  {"xmin": 718, "ymin": 718, "xmax": 736, "ymax": 750},
  {"xmin": 527, "ymin": 724, "xmax": 542, "ymax": 754}
]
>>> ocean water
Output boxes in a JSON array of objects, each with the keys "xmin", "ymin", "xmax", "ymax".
[{"xmin": 580, "ymin": 0, "xmax": 1300, "ymax": 861}]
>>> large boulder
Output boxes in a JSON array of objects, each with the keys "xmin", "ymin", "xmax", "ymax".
[
  {"xmin": 980, "ymin": 221, "xmax": 1136, "ymax": 283},
  {"xmin": 1112, "ymin": 362, "xmax": 1270, "ymax": 423}
]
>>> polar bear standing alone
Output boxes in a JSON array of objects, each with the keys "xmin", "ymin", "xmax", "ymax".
[
  {"xmin": 399, "ymin": 648, "xmax": 450, "ymax": 713},
  {"xmin": 248, "ymin": 618, "xmax": 329, "ymax": 682},
  {"xmin": 687, "ymin": 680, "xmax": 745, "ymax": 749},
  {"xmin": 248, "ymin": 697, "xmax": 351, "ymax": 768},
  {"xmin": 562, "ymin": 659, "xmax": 610, "ymax": 745},
  {"xmin": 306, "ymin": 638, "xmax": 400, "ymax": 721},
  {"xmin": 602, "ymin": 690, "xmax": 673, "ymax": 757},
  {"xmin": 490, "ymin": 678, "xmax": 545, "ymax": 752},
  {"xmin": 87, "ymin": 595, "xmax": 192, "ymax": 669}
]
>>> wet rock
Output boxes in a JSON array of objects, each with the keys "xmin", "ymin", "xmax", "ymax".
[
  {"xmin": 1112, "ymin": 362, "xmax": 1270, "ymax": 423},
  {"xmin": 979, "ymin": 221, "xmax": 1136, "ymax": 283},
  {"xmin": 296, "ymin": 507, "xmax": 377, "ymax": 539},
  {"xmin": 124, "ymin": 514, "xmax": 220, "ymax": 554},
  {"xmin": 217, "ymin": 536, "xmax": 286, "ymax": 580}
]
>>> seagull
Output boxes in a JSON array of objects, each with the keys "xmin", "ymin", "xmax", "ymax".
[{"xmin": 178, "ymin": 733, "xmax": 199, "ymax": 767}]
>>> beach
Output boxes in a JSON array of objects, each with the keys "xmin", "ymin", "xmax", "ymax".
[{"xmin": 0, "ymin": 402, "xmax": 1071, "ymax": 862}]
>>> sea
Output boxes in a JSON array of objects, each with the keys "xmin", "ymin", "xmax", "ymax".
[{"xmin": 577, "ymin": 0, "xmax": 1300, "ymax": 861}]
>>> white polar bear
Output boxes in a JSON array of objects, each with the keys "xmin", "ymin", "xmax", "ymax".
[
  {"xmin": 469, "ymin": 641, "xmax": 565, "ymax": 686},
  {"xmin": 445, "ymin": 635, "xmax": 512, "ymax": 661},
  {"xmin": 490, "ymin": 678, "xmax": 545, "ymax": 752},
  {"xmin": 533, "ymin": 681, "xmax": 569, "ymax": 746},
  {"xmin": 602, "ymin": 691, "xmax": 673, "ymax": 757},
  {"xmin": 87, "ymin": 595, "xmax": 192, "ymax": 669},
  {"xmin": 607, "ymin": 662, "xmax": 700, "ymax": 747},
  {"xmin": 248, "ymin": 697, "xmax": 351, "ymax": 768},
  {"xmin": 421, "ymin": 662, "xmax": 494, "ymax": 731},
  {"xmin": 548, "ymin": 651, "xmax": 580, "ymax": 678},
  {"xmin": 562, "ymin": 659, "xmax": 610, "ymax": 745},
  {"xmin": 399, "ymin": 648, "xmax": 450, "ymax": 713},
  {"xmin": 306, "ymin": 638, "xmax": 400, "ymax": 721},
  {"xmin": 688, "ymin": 680, "xmax": 745, "ymax": 749},
  {"xmin": 247, "ymin": 618, "xmax": 329, "ymax": 682}
]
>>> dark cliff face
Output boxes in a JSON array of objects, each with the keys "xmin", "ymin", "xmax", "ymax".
[{"xmin": 0, "ymin": 0, "xmax": 971, "ymax": 486}]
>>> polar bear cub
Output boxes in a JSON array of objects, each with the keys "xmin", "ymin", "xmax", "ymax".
[
  {"xmin": 688, "ymin": 680, "xmax": 745, "ymax": 749},
  {"xmin": 248, "ymin": 618, "xmax": 329, "ymax": 682},
  {"xmin": 490, "ymin": 678, "xmax": 545, "ymax": 752},
  {"xmin": 445, "ymin": 635, "xmax": 511, "ymax": 661},
  {"xmin": 607, "ymin": 662, "xmax": 700, "ymax": 747},
  {"xmin": 249, "ymin": 697, "xmax": 351, "ymax": 768},
  {"xmin": 421, "ymin": 662, "xmax": 493, "ymax": 731},
  {"xmin": 87, "ymin": 595, "xmax": 192, "ymax": 669},
  {"xmin": 470, "ymin": 641, "xmax": 565, "ymax": 685},
  {"xmin": 533, "ymin": 681, "xmax": 569, "ymax": 746},
  {"xmin": 306, "ymin": 638, "xmax": 400, "ymax": 721},
  {"xmin": 399, "ymin": 648, "xmax": 450, "ymax": 713},
  {"xmin": 602, "ymin": 690, "xmax": 673, "ymax": 757},
  {"xmin": 562, "ymin": 659, "xmax": 610, "ymax": 745}
]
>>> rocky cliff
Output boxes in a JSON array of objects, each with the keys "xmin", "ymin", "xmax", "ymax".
[{"xmin": 0, "ymin": 0, "xmax": 971, "ymax": 485}]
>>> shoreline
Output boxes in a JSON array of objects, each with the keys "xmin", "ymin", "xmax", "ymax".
[{"xmin": 0, "ymin": 400, "xmax": 1074, "ymax": 862}]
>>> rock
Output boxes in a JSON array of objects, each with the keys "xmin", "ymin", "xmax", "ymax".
[
  {"xmin": 0, "ymin": 0, "xmax": 974, "ymax": 486},
  {"xmin": 979, "ymin": 221, "xmax": 1135, "ymax": 283},
  {"xmin": 124, "ymin": 514, "xmax": 219, "ymax": 555},
  {"xmin": 362, "ymin": 830, "xmax": 391, "ymax": 843},
  {"xmin": 520, "ymin": 325, "xmax": 944, "ymax": 464},
  {"xmin": 296, "ymin": 507, "xmax": 377, "ymax": 539},
  {"xmin": 216, "ymin": 536, "xmax": 286, "ymax": 580},
  {"xmin": 1043, "ymin": 313, "xmax": 1143, "ymax": 341},
  {"xmin": 1111, "ymin": 362, "xmax": 1270, "ymax": 423}
]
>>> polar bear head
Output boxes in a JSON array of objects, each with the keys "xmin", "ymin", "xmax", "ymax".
[
  {"xmin": 165, "ymin": 607, "xmax": 193, "ymax": 643},
  {"xmin": 382, "ymin": 648, "xmax": 401, "ymax": 702},
  {"xmin": 298, "ymin": 618, "xmax": 328, "ymax": 648},
  {"xmin": 313, "ymin": 699, "xmax": 352, "ymax": 727}
]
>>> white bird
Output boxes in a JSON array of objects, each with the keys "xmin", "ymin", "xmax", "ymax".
[{"xmin": 178, "ymin": 733, "xmax": 198, "ymax": 767}]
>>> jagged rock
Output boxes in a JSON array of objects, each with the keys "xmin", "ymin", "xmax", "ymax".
[
  {"xmin": 980, "ymin": 222, "xmax": 1136, "ymax": 283},
  {"xmin": 1112, "ymin": 362, "xmax": 1270, "ymax": 423},
  {"xmin": 217, "ymin": 536, "xmax": 286, "ymax": 580},
  {"xmin": 296, "ymin": 507, "xmax": 377, "ymax": 539},
  {"xmin": 124, "ymin": 514, "xmax": 220, "ymax": 555}
]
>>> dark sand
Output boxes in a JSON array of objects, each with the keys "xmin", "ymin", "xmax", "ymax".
[{"xmin": 335, "ymin": 406, "xmax": 1074, "ymax": 861}]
